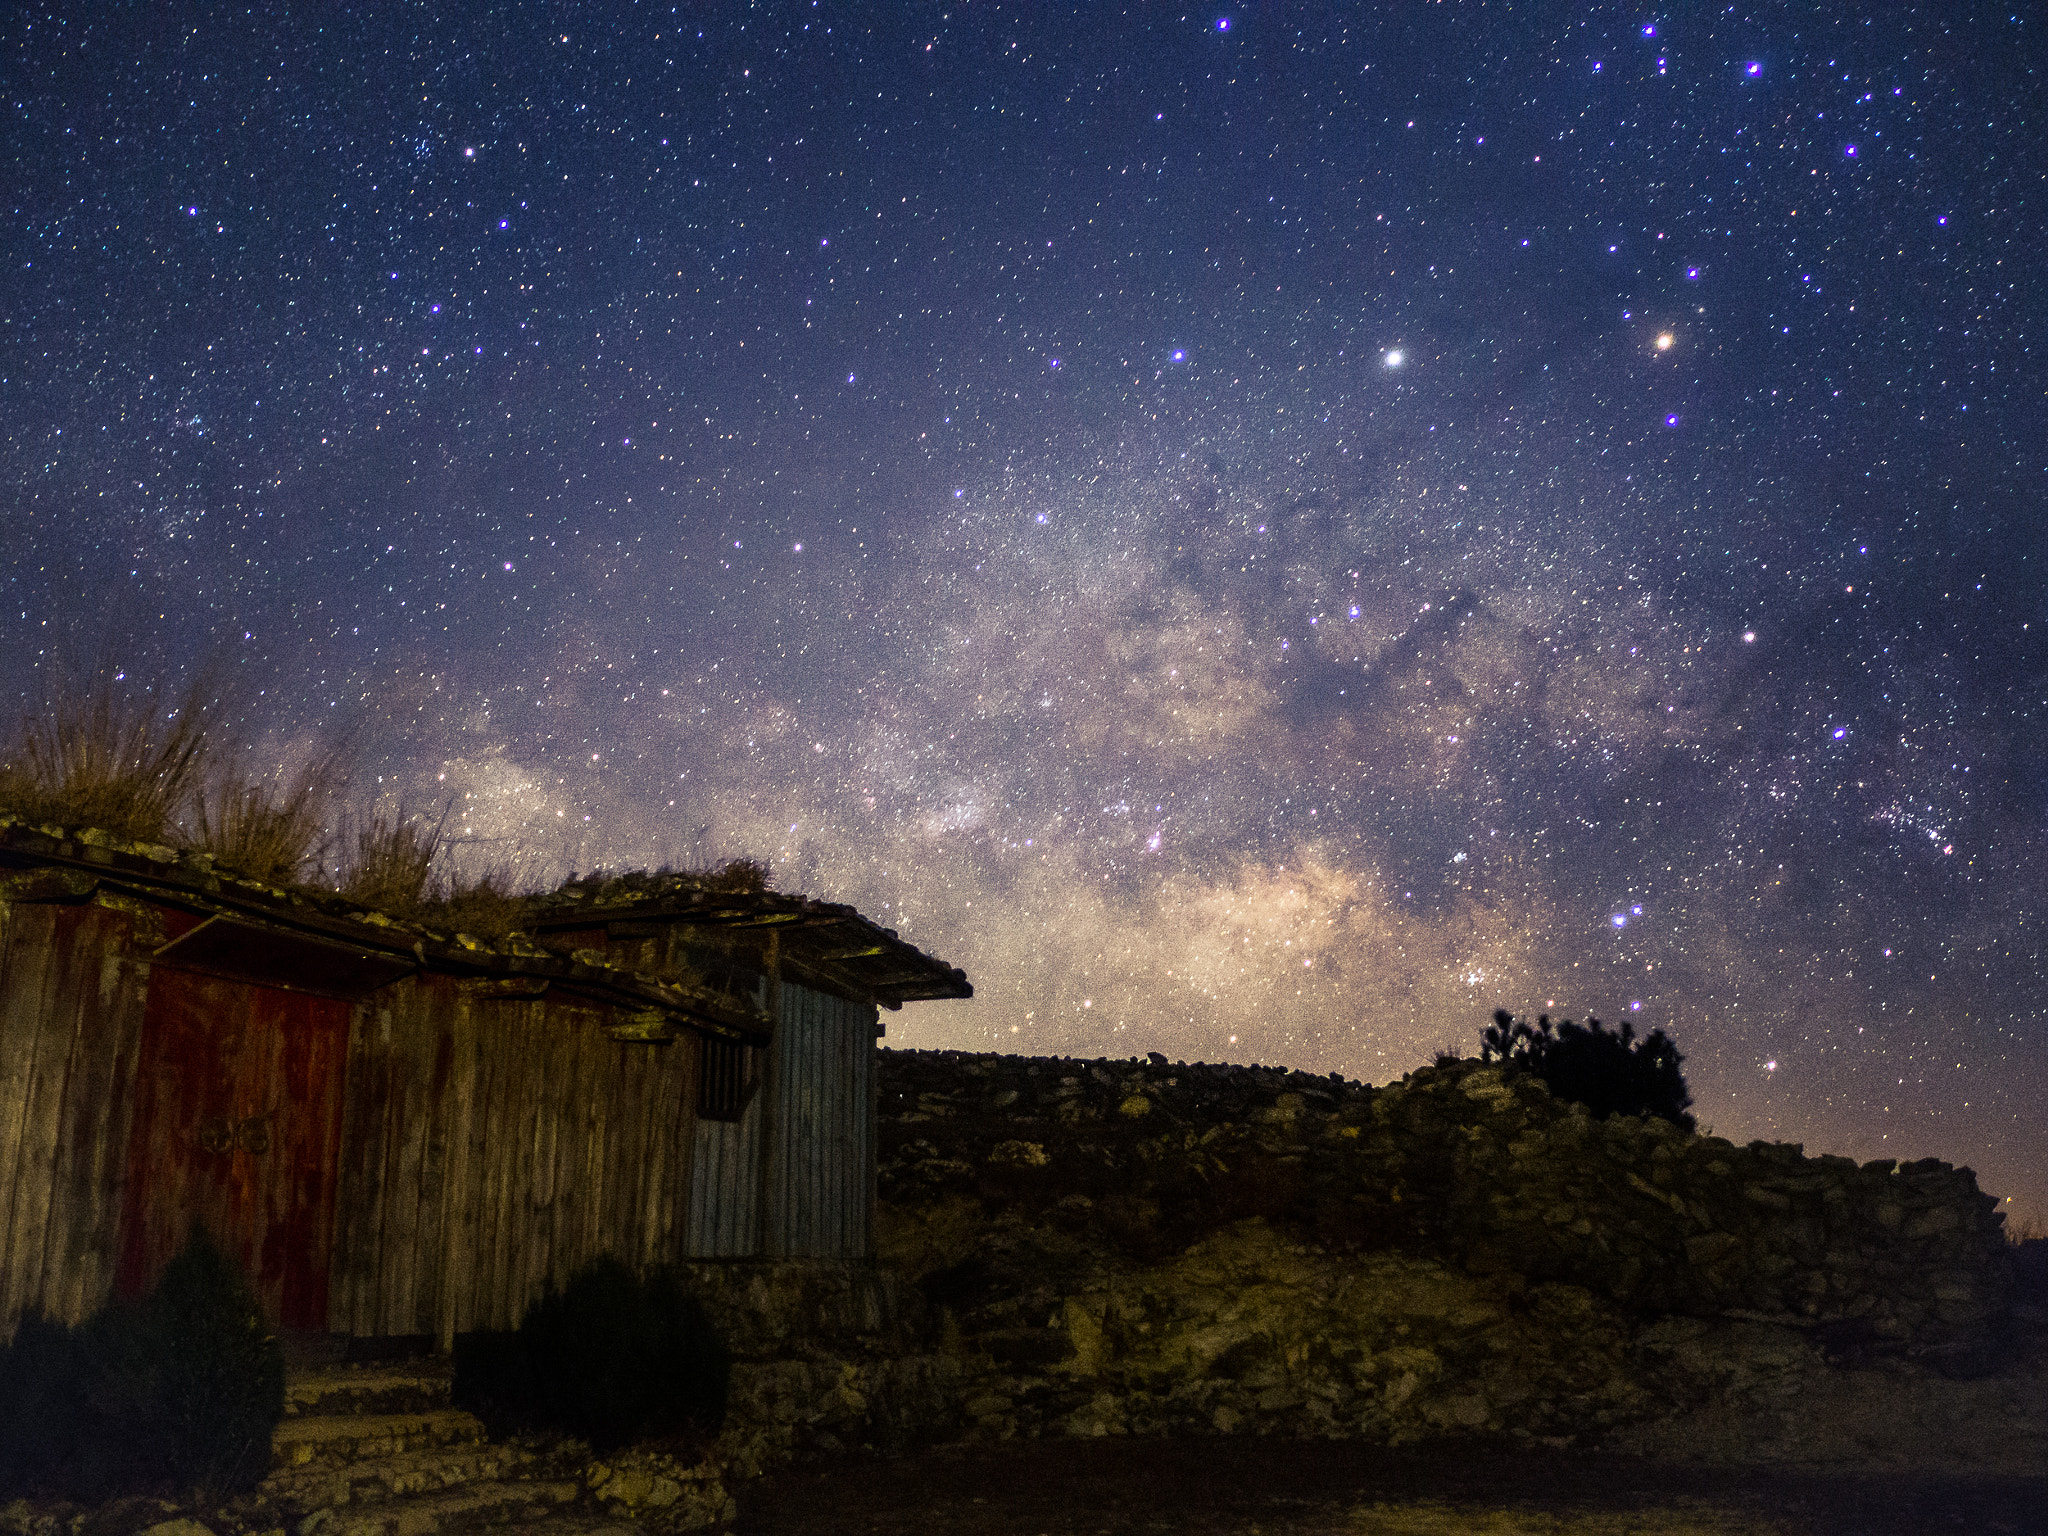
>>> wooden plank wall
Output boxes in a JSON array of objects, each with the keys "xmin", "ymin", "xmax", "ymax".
[
  {"xmin": 330, "ymin": 976, "xmax": 700, "ymax": 1341},
  {"xmin": 683, "ymin": 1038, "xmax": 763, "ymax": 1258},
  {"xmin": 763, "ymin": 982, "xmax": 877, "ymax": 1259},
  {"xmin": 0, "ymin": 897, "xmax": 152, "ymax": 1338}
]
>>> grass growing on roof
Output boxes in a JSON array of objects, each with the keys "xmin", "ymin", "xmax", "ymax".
[
  {"xmin": 0, "ymin": 669, "xmax": 214, "ymax": 844},
  {"xmin": 337, "ymin": 802, "xmax": 447, "ymax": 913},
  {"xmin": 188, "ymin": 742, "xmax": 352, "ymax": 883}
]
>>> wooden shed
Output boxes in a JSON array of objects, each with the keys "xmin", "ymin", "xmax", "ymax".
[
  {"xmin": 525, "ymin": 871, "xmax": 973, "ymax": 1264},
  {"xmin": 0, "ymin": 821, "xmax": 969, "ymax": 1348}
]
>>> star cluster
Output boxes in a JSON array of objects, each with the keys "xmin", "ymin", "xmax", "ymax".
[{"xmin": 4, "ymin": 4, "xmax": 2042, "ymax": 1222}]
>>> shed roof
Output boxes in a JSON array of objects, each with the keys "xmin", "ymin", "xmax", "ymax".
[
  {"xmin": 0, "ymin": 819, "xmax": 772, "ymax": 1040},
  {"xmin": 530, "ymin": 870, "xmax": 973, "ymax": 1009}
]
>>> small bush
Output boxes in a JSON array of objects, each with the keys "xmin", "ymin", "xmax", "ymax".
[
  {"xmin": 103, "ymin": 1226, "xmax": 286, "ymax": 1495},
  {"xmin": 454, "ymin": 1257, "xmax": 728, "ymax": 1454},
  {"xmin": 0, "ymin": 1228, "xmax": 283, "ymax": 1502},
  {"xmin": 1481, "ymin": 1009, "xmax": 1696, "ymax": 1132}
]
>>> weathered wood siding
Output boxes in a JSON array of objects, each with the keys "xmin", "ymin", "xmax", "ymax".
[
  {"xmin": 0, "ymin": 897, "xmax": 152, "ymax": 1337},
  {"xmin": 330, "ymin": 976, "xmax": 700, "ymax": 1341},
  {"xmin": 763, "ymin": 982, "xmax": 877, "ymax": 1259}
]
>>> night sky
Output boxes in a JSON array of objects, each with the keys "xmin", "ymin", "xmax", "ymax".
[{"xmin": 7, "ymin": 5, "xmax": 2044, "ymax": 1224}]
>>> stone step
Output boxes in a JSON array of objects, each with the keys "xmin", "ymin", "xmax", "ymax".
[
  {"xmin": 290, "ymin": 1477, "xmax": 584, "ymax": 1535},
  {"xmin": 286, "ymin": 1361, "xmax": 456, "ymax": 1418},
  {"xmin": 261, "ymin": 1440, "xmax": 553, "ymax": 1511},
  {"xmin": 272, "ymin": 1409, "xmax": 487, "ymax": 1471}
]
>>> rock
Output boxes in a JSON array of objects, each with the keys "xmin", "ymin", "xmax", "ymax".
[
  {"xmin": 137, "ymin": 1524, "xmax": 216, "ymax": 1536},
  {"xmin": 588, "ymin": 1448, "xmax": 734, "ymax": 1531},
  {"xmin": 989, "ymin": 1139, "xmax": 1049, "ymax": 1167},
  {"xmin": 869, "ymin": 1047, "xmax": 2020, "ymax": 1460}
]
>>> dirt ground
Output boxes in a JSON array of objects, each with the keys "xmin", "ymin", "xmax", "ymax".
[{"xmin": 729, "ymin": 1438, "xmax": 2047, "ymax": 1536}]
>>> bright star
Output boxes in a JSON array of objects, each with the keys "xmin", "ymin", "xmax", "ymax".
[
  {"xmin": 1384, "ymin": 349, "xmax": 1403, "ymax": 367},
  {"xmin": 1656, "ymin": 333, "xmax": 1674, "ymax": 350}
]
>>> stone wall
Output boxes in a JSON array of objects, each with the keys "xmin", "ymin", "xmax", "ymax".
[
  {"xmin": 614, "ymin": 1049, "xmax": 2033, "ymax": 1528},
  {"xmin": 868, "ymin": 1050, "xmax": 2033, "ymax": 1463},
  {"xmin": 681, "ymin": 1261, "xmax": 960, "ymax": 1476},
  {"xmin": 575, "ymin": 1261, "xmax": 961, "ymax": 1532}
]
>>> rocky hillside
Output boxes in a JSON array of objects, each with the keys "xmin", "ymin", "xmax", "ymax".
[{"xmin": 872, "ymin": 1049, "xmax": 2044, "ymax": 1466}]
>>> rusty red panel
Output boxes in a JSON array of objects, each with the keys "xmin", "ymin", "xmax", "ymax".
[{"xmin": 117, "ymin": 966, "xmax": 350, "ymax": 1330}]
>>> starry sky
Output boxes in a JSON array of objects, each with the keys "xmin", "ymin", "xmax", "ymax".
[{"xmin": 6, "ymin": 4, "xmax": 2044, "ymax": 1223}]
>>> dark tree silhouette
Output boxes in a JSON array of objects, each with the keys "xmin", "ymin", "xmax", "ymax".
[{"xmin": 1481, "ymin": 1009, "xmax": 1696, "ymax": 1132}]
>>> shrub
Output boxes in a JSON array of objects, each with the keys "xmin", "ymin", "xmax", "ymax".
[
  {"xmin": 455, "ymin": 1257, "xmax": 728, "ymax": 1453},
  {"xmin": 0, "ymin": 1227, "xmax": 283, "ymax": 1502},
  {"xmin": 1481, "ymin": 1009, "xmax": 1696, "ymax": 1132}
]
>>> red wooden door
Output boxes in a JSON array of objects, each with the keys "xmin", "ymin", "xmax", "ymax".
[{"xmin": 116, "ymin": 967, "xmax": 350, "ymax": 1329}]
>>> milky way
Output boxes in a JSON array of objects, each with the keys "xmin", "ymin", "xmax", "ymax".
[{"xmin": 5, "ymin": 5, "xmax": 2042, "ymax": 1221}]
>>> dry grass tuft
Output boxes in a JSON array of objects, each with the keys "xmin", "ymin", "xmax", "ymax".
[
  {"xmin": 417, "ymin": 861, "xmax": 540, "ymax": 940},
  {"xmin": 338, "ymin": 803, "xmax": 448, "ymax": 914},
  {"xmin": 702, "ymin": 856, "xmax": 771, "ymax": 894},
  {"xmin": 188, "ymin": 745, "xmax": 351, "ymax": 883},
  {"xmin": 0, "ymin": 671, "xmax": 214, "ymax": 843}
]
